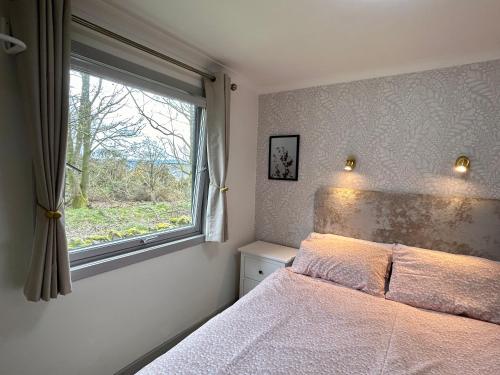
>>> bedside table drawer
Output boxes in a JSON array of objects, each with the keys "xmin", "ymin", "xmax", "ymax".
[
  {"xmin": 238, "ymin": 241, "xmax": 298, "ymax": 299},
  {"xmin": 242, "ymin": 278, "xmax": 260, "ymax": 295},
  {"xmin": 244, "ymin": 255, "xmax": 282, "ymax": 282}
]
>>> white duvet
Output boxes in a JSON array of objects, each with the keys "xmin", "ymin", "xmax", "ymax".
[{"xmin": 138, "ymin": 268, "xmax": 500, "ymax": 374}]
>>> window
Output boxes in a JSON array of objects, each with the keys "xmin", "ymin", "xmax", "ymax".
[{"xmin": 67, "ymin": 43, "xmax": 207, "ymax": 274}]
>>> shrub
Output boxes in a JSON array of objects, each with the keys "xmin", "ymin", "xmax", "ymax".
[
  {"xmin": 108, "ymin": 230, "xmax": 123, "ymax": 240},
  {"xmin": 68, "ymin": 237, "xmax": 93, "ymax": 248},
  {"xmin": 124, "ymin": 227, "xmax": 149, "ymax": 236},
  {"xmin": 88, "ymin": 234, "xmax": 110, "ymax": 242},
  {"xmin": 170, "ymin": 215, "xmax": 191, "ymax": 225},
  {"xmin": 155, "ymin": 222, "xmax": 174, "ymax": 230}
]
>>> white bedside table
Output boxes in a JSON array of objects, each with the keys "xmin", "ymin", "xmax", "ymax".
[{"xmin": 238, "ymin": 241, "xmax": 298, "ymax": 298}]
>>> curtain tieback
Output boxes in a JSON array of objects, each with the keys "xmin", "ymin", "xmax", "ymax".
[
  {"xmin": 210, "ymin": 182, "xmax": 229, "ymax": 193},
  {"xmin": 37, "ymin": 203, "xmax": 63, "ymax": 219}
]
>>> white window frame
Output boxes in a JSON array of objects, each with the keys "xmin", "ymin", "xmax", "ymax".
[{"xmin": 68, "ymin": 42, "xmax": 208, "ymax": 280}]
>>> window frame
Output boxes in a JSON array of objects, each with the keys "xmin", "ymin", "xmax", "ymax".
[{"xmin": 67, "ymin": 42, "xmax": 208, "ymax": 280}]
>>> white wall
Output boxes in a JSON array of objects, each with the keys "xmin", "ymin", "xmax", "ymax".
[{"xmin": 0, "ymin": 1, "xmax": 258, "ymax": 374}]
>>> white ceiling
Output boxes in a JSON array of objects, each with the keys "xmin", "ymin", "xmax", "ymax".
[{"xmin": 104, "ymin": 0, "xmax": 500, "ymax": 93}]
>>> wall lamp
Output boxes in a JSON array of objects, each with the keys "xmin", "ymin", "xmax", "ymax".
[
  {"xmin": 344, "ymin": 158, "xmax": 356, "ymax": 171},
  {"xmin": 454, "ymin": 155, "xmax": 470, "ymax": 173}
]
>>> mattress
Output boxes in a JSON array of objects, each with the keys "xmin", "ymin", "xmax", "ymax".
[{"xmin": 138, "ymin": 268, "xmax": 500, "ymax": 374}]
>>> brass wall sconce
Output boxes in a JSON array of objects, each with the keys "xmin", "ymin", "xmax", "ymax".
[
  {"xmin": 454, "ymin": 155, "xmax": 470, "ymax": 173},
  {"xmin": 344, "ymin": 158, "xmax": 356, "ymax": 171}
]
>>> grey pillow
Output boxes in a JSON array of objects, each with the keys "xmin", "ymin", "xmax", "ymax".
[
  {"xmin": 387, "ymin": 245, "xmax": 500, "ymax": 324},
  {"xmin": 291, "ymin": 233, "xmax": 393, "ymax": 297}
]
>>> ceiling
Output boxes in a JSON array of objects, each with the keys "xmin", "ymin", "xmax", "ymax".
[{"xmin": 104, "ymin": 0, "xmax": 500, "ymax": 93}]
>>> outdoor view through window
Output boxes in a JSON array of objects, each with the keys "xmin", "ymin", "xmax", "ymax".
[{"xmin": 65, "ymin": 69, "xmax": 197, "ymax": 250}]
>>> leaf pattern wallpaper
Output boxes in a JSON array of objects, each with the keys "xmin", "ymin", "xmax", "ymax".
[{"xmin": 255, "ymin": 60, "xmax": 500, "ymax": 248}]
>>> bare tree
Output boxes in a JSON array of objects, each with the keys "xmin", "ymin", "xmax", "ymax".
[
  {"xmin": 67, "ymin": 71, "xmax": 144, "ymax": 208},
  {"xmin": 127, "ymin": 89, "xmax": 194, "ymax": 177},
  {"xmin": 132, "ymin": 138, "xmax": 170, "ymax": 202}
]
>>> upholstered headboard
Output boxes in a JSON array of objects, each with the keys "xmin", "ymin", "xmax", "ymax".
[{"xmin": 314, "ymin": 187, "xmax": 500, "ymax": 261}]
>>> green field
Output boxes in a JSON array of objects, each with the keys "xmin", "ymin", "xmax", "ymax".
[{"xmin": 66, "ymin": 201, "xmax": 191, "ymax": 249}]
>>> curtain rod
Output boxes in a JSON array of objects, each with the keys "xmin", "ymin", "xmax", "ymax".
[{"xmin": 71, "ymin": 15, "xmax": 216, "ymax": 82}]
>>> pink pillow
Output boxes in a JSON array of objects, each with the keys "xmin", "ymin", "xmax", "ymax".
[
  {"xmin": 386, "ymin": 245, "xmax": 500, "ymax": 324},
  {"xmin": 291, "ymin": 233, "xmax": 393, "ymax": 297}
]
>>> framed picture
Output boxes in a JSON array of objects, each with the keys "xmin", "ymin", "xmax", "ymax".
[{"xmin": 268, "ymin": 135, "xmax": 300, "ymax": 181}]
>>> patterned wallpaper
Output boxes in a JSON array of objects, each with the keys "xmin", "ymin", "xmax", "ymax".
[{"xmin": 255, "ymin": 60, "xmax": 500, "ymax": 248}]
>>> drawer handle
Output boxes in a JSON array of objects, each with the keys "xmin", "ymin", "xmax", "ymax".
[{"xmin": 258, "ymin": 270, "xmax": 263, "ymax": 275}]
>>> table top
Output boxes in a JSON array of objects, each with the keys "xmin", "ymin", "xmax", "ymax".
[{"xmin": 238, "ymin": 241, "xmax": 298, "ymax": 263}]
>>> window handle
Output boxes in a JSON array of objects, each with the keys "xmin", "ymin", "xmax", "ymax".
[{"xmin": 140, "ymin": 235, "xmax": 159, "ymax": 245}]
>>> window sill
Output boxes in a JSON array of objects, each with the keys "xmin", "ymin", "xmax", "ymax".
[{"xmin": 71, "ymin": 234, "xmax": 205, "ymax": 281}]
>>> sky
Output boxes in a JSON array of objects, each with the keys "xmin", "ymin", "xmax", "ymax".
[{"xmin": 69, "ymin": 68, "xmax": 195, "ymax": 165}]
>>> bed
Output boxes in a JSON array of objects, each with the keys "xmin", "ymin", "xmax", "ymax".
[{"xmin": 138, "ymin": 188, "xmax": 500, "ymax": 375}]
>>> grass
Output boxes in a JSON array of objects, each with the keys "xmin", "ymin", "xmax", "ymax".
[{"xmin": 66, "ymin": 201, "xmax": 191, "ymax": 249}]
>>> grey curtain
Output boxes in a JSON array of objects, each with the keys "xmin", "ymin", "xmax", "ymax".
[
  {"xmin": 11, "ymin": 0, "xmax": 72, "ymax": 301},
  {"xmin": 203, "ymin": 73, "xmax": 230, "ymax": 242}
]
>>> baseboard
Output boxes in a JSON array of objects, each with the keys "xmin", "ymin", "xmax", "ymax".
[{"xmin": 115, "ymin": 300, "xmax": 236, "ymax": 375}]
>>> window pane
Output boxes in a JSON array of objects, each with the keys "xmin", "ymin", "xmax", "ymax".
[{"xmin": 65, "ymin": 69, "xmax": 198, "ymax": 250}]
